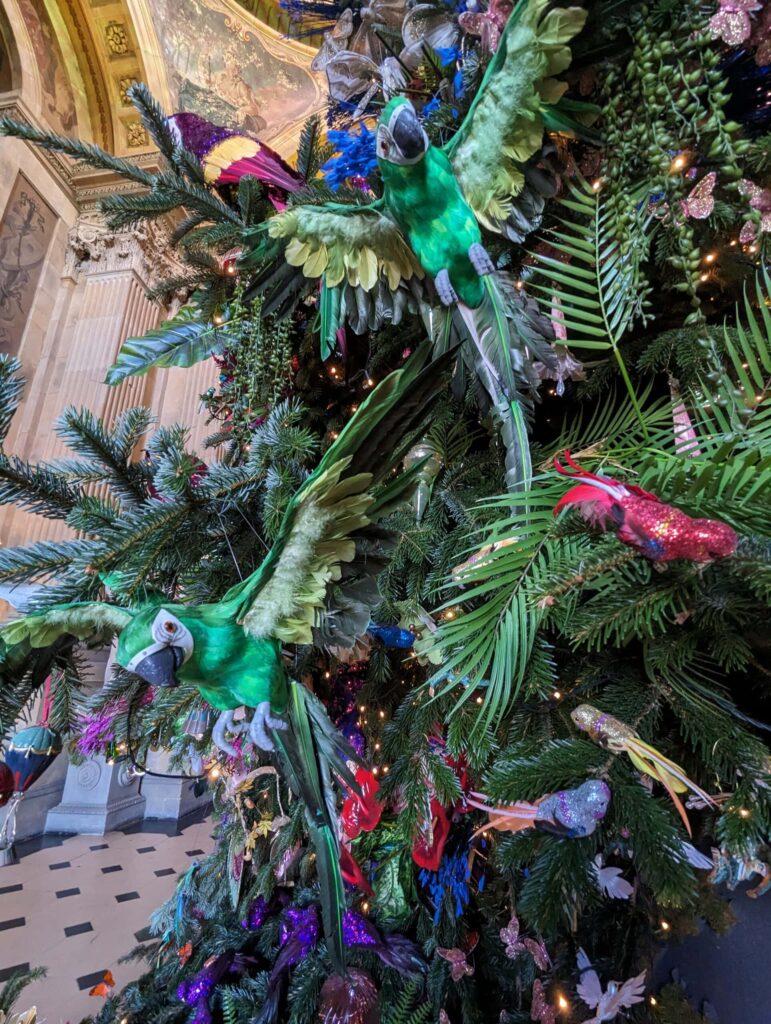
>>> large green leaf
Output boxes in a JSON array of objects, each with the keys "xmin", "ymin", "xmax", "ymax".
[{"xmin": 105, "ymin": 311, "xmax": 237, "ymax": 384}]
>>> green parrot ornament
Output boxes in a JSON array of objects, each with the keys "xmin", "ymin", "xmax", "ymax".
[
  {"xmin": 0, "ymin": 345, "xmax": 449, "ymax": 973},
  {"xmin": 243, "ymin": 0, "xmax": 593, "ymax": 492}
]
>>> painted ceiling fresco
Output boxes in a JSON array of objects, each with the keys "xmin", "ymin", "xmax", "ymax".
[{"xmin": 145, "ymin": 0, "xmax": 325, "ymax": 152}]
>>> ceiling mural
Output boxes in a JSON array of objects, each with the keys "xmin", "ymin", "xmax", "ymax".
[
  {"xmin": 143, "ymin": 0, "xmax": 325, "ymax": 154},
  {"xmin": 15, "ymin": 0, "xmax": 78, "ymax": 133}
]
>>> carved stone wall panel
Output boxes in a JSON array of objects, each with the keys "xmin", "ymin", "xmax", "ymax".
[{"xmin": 0, "ymin": 172, "xmax": 57, "ymax": 357}]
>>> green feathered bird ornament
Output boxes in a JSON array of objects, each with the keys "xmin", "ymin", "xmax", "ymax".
[
  {"xmin": 244, "ymin": 0, "xmax": 594, "ymax": 491},
  {"xmin": 0, "ymin": 346, "xmax": 449, "ymax": 975}
]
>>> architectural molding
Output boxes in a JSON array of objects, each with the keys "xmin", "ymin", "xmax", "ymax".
[
  {"xmin": 63, "ymin": 211, "xmax": 184, "ymax": 289},
  {"xmin": 0, "ymin": 94, "xmax": 75, "ymax": 195}
]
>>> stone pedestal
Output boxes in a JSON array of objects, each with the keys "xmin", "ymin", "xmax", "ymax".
[
  {"xmin": 141, "ymin": 749, "xmax": 211, "ymax": 820},
  {"xmin": 45, "ymin": 754, "xmax": 145, "ymax": 835}
]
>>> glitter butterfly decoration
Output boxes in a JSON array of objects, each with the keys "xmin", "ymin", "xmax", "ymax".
[
  {"xmin": 738, "ymin": 178, "xmax": 771, "ymax": 243},
  {"xmin": 437, "ymin": 934, "xmax": 479, "ymax": 982},
  {"xmin": 680, "ymin": 172, "xmax": 716, "ymax": 220},
  {"xmin": 530, "ymin": 979, "xmax": 557, "ymax": 1024},
  {"xmin": 499, "ymin": 915, "xmax": 551, "ymax": 970},
  {"xmin": 708, "ymin": 0, "xmax": 761, "ymax": 46}
]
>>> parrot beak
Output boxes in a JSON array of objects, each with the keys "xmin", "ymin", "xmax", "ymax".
[
  {"xmin": 130, "ymin": 645, "xmax": 184, "ymax": 688},
  {"xmin": 392, "ymin": 105, "xmax": 427, "ymax": 161}
]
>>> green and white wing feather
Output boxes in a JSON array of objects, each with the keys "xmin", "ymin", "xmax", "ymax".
[
  {"xmin": 220, "ymin": 347, "xmax": 448, "ymax": 647},
  {"xmin": 0, "ymin": 602, "xmax": 133, "ymax": 650},
  {"xmin": 448, "ymin": 0, "xmax": 591, "ymax": 240}
]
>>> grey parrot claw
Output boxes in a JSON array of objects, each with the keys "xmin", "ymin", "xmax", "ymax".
[
  {"xmin": 468, "ymin": 242, "xmax": 495, "ymax": 277},
  {"xmin": 249, "ymin": 701, "xmax": 288, "ymax": 753},
  {"xmin": 435, "ymin": 268, "xmax": 459, "ymax": 306},
  {"xmin": 212, "ymin": 709, "xmax": 247, "ymax": 757}
]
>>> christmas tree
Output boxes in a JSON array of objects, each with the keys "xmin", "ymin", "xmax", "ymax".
[{"xmin": 0, "ymin": 0, "xmax": 770, "ymax": 1021}]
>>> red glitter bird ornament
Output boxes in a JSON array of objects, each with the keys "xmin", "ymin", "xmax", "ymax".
[{"xmin": 554, "ymin": 452, "xmax": 737, "ymax": 563}]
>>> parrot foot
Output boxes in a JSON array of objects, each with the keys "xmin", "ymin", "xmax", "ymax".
[
  {"xmin": 249, "ymin": 701, "xmax": 289, "ymax": 753},
  {"xmin": 435, "ymin": 269, "xmax": 459, "ymax": 307},
  {"xmin": 468, "ymin": 242, "xmax": 495, "ymax": 277},
  {"xmin": 212, "ymin": 710, "xmax": 248, "ymax": 757}
]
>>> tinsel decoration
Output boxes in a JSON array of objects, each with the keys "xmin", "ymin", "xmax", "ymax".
[{"xmin": 318, "ymin": 968, "xmax": 379, "ymax": 1024}]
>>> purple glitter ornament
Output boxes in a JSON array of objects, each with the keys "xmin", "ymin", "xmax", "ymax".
[
  {"xmin": 176, "ymin": 969, "xmax": 216, "ymax": 1005},
  {"xmin": 342, "ymin": 910, "xmax": 378, "ymax": 948},
  {"xmin": 241, "ymin": 894, "xmax": 270, "ymax": 930},
  {"xmin": 279, "ymin": 906, "xmax": 320, "ymax": 965}
]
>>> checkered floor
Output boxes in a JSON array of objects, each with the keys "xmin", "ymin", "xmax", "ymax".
[{"xmin": 0, "ymin": 809, "xmax": 214, "ymax": 1022}]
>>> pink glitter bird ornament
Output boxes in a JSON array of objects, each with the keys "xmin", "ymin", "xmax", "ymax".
[
  {"xmin": 553, "ymin": 451, "xmax": 737, "ymax": 563},
  {"xmin": 738, "ymin": 178, "xmax": 771, "ymax": 243}
]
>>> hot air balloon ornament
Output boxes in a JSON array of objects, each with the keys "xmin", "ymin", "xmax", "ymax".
[{"xmin": 0, "ymin": 678, "xmax": 63, "ymax": 864}]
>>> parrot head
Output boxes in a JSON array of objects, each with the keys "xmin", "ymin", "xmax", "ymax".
[
  {"xmin": 116, "ymin": 606, "xmax": 194, "ymax": 688},
  {"xmin": 376, "ymin": 97, "xmax": 429, "ymax": 165}
]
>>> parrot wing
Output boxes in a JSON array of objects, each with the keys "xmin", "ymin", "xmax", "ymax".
[
  {"xmin": 0, "ymin": 601, "xmax": 133, "ymax": 651},
  {"xmin": 220, "ymin": 343, "xmax": 449, "ymax": 648},
  {"xmin": 239, "ymin": 201, "xmax": 424, "ymax": 352},
  {"xmin": 446, "ymin": 0, "xmax": 596, "ymax": 241}
]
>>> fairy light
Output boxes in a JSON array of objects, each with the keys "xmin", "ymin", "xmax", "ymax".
[
  {"xmin": 329, "ymin": 366, "xmax": 339, "ymax": 377},
  {"xmin": 649, "ymin": 997, "xmax": 658, "ymax": 1007},
  {"xmin": 557, "ymin": 994, "xmax": 570, "ymax": 1012},
  {"xmin": 330, "ymin": 431, "xmax": 339, "ymax": 439},
  {"xmin": 382, "ymin": 765, "xmax": 389, "ymax": 774},
  {"xmin": 365, "ymin": 377, "xmax": 375, "ymax": 388},
  {"xmin": 475, "ymin": 695, "xmax": 484, "ymax": 705},
  {"xmin": 324, "ymin": 671, "xmax": 331, "ymax": 679},
  {"xmin": 671, "ymin": 154, "xmax": 687, "ymax": 171},
  {"xmin": 226, "ymin": 263, "xmax": 237, "ymax": 275},
  {"xmin": 359, "ymin": 704, "xmax": 366, "ymax": 713},
  {"xmin": 213, "ymin": 315, "xmax": 223, "ymax": 325},
  {"xmin": 379, "ymin": 710, "xmax": 385, "ymax": 719},
  {"xmin": 749, "ymin": 244, "xmax": 759, "ymax": 254},
  {"xmin": 361, "ymin": 901, "xmax": 370, "ymax": 912},
  {"xmin": 699, "ymin": 273, "xmax": 709, "ymax": 283},
  {"xmin": 515, "ymin": 279, "xmax": 524, "ymax": 290},
  {"xmin": 372, "ymin": 766, "xmax": 379, "ymax": 775},
  {"xmin": 591, "ymin": 178, "xmax": 602, "ymax": 191},
  {"xmin": 374, "ymin": 742, "xmax": 381, "ymax": 751},
  {"xmin": 552, "ymin": 690, "xmax": 562, "ymax": 700},
  {"xmin": 209, "ymin": 765, "xmax": 221, "ymax": 779},
  {"xmin": 704, "ymin": 252, "xmax": 716, "ymax": 264},
  {"xmin": 660, "ymin": 919, "xmax": 670, "ymax": 931},
  {"xmin": 730, "ymin": 238, "xmax": 738, "ymax": 246},
  {"xmin": 739, "ymin": 807, "xmax": 752, "ymax": 819}
]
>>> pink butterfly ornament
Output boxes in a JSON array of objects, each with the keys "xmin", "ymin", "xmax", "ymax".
[
  {"xmin": 437, "ymin": 945, "xmax": 475, "ymax": 983},
  {"xmin": 530, "ymin": 980, "xmax": 557, "ymax": 1024},
  {"xmin": 708, "ymin": 0, "xmax": 762, "ymax": 46},
  {"xmin": 500, "ymin": 915, "xmax": 551, "ymax": 970},
  {"xmin": 680, "ymin": 172, "xmax": 716, "ymax": 220},
  {"xmin": 738, "ymin": 178, "xmax": 771, "ymax": 243}
]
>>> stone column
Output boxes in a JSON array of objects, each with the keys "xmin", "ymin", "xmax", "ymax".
[
  {"xmin": 141, "ymin": 749, "xmax": 211, "ymax": 821},
  {"xmin": 2, "ymin": 212, "xmax": 180, "ymax": 546}
]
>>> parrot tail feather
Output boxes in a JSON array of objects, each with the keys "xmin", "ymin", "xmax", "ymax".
[{"xmin": 273, "ymin": 681, "xmax": 364, "ymax": 976}]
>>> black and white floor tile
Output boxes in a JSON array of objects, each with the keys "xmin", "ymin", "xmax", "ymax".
[{"xmin": 0, "ymin": 809, "xmax": 213, "ymax": 1022}]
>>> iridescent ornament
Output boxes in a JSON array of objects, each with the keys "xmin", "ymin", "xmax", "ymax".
[
  {"xmin": 554, "ymin": 451, "xmax": 737, "ymax": 563},
  {"xmin": 533, "ymin": 344, "xmax": 585, "ymax": 397},
  {"xmin": 470, "ymin": 779, "xmax": 610, "ymax": 838},
  {"xmin": 318, "ymin": 967, "xmax": 379, "ymax": 1024},
  {"xmin": 4, "ymin": 724, "xmax": 62, "ymax": 793},
  {"xmin": 183, "ymin": 704, "xmax": 214, "ymax": 738},
  {"xmin": 403, "ymin": 440, "xmax": 442, "ymax": 522},
  {"xmin": 571, "ymin": 704, "xmax": 716, "ymax": 835}
]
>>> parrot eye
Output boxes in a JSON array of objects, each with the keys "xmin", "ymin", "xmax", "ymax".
[{"xmin": 163, "ymin": 620, "xmax": 175, "ymax": 633}]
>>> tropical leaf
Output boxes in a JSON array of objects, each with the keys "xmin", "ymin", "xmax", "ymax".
[
  {"xmin": 529, "ymin": 174, "xmax": 652, "ymax": 424},
  {"xmin": 105, "ymin": 310, "xmax": 237, "ymax": 384}
]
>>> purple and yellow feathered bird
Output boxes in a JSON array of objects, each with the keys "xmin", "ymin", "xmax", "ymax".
[{"xmin": 168, "ymin": 112, "xmax": 304, "ymax": 210}]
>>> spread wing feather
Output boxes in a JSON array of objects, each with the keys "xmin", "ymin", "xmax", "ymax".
[
  {"xmin": 220, "ymin": 344, "xmax": 451, "ymax": 646},
  {"xmin": 0, "ymin": 602, "xmax": 133, "ymax": 651},
  {"xmin": 448, "ymin": 0, "xmax": 594, "ymax": 240}
]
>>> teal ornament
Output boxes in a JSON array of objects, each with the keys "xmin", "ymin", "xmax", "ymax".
[{"xmin": 5, "ymin": 725, "xmax": 62, "ymax": 793}]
